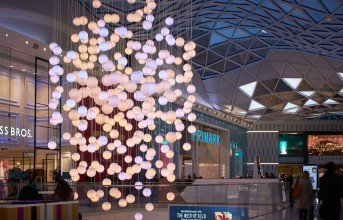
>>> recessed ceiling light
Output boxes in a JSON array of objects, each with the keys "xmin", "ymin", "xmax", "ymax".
[
  {"xmin": 5, "ymin": 34, "xmax": 8, "ymax": 37},
  {"xmin": 43, "ymin": 48, "xmax": 47, "ymax": 51},
  {"xmin": 9, "ymin": 65, "xmax": 13, "ymax": 68},
  {"xmin": 22, "ymin": 69, "xmax": 26, "ymax": 71}
]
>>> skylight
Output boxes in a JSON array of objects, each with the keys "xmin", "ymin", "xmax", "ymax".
[
  {"xmin": 304, "ymin": 99, "xmax": 319, "ymax": 106},
  {"xmin": 282, "ymin": 78, "xmax": 302, "ymax": 90},
  {"xmin": 239, "ymin": 81, "xmax": 257, "ymax": 97},
  {"xmin": 283, "ymin": 102, "xmax": 299, "ymax": 114},
  {"xmin": 338, "ymin": 72, "xmax": 343, "ymax": 80},
  {"xmin": 323, "ymin": 99, "xmax": 338, "ymax": 105},
  {"xmin": 249, "ymin": 100, "xmax": 266, "ymax": 111},
  {"xmin": 299, "ymin": 91, "xmax": 314, "ymax": 97}
]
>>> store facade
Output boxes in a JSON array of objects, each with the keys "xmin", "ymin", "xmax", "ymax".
[{"xmin": 0, "ymin": 45, "xmax": 73, "ymax": 183}]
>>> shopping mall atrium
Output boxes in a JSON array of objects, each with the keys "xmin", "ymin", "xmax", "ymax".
[{"xmin": 0, "ymin": 0, "xmax": 342, "ymax": 219}]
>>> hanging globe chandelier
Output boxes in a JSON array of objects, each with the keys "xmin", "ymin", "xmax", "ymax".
[{"xmin": 47, "ymin": 0, "xmax": 197, "ymax": 218}]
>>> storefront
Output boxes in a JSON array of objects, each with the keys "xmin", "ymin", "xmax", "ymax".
[
  {"xmin": 179, "ymin": 121, "xmax": 230, "ymax": 179},
  {"xmin": 0, "ymin": 45, "xmax": 73, "ymax": 183}
]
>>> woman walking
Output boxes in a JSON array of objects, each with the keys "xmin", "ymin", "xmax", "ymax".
[{"xmin": 295, "ymin": 171, "xmax": 314, "ymax": 220}]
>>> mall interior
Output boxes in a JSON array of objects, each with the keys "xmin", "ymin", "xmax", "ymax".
[{"xmin": 0, "ymin": 0, "xmax": 342, "ymax": 219}]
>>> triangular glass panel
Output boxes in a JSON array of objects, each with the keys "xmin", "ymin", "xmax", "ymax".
[
  {"xmin": 323, "ymin": 99, "xmax": 338, "ymax": 105},
  {"xmin": 299, "ymin": 91, "xmax": 315, "ymax": 97},
  {"xmin": 284, "ymin": 102, "xmax": 298, "ymax": 110},
  {"xmin": 284, "ymin": 107, "xmax": 300, "ymax": 114},
  {"xmin": 338, "ymin": 72, "xmax": 343, "ymax": 80},
  {"xmin": 254, "ymin": 83, "xmax": 271, "ymax": 97},
  {"xmin": 339, "ymin": 88, "xmax": 343, "ymax": 94},
  {"xmin": 239, "ymin": 81, "xmax": 257, "ymax": 97},
  {"xmin": 249, "ymin": 100, "xmax": 266, "ymax": 111},
  {"xmin": 304, "ymin": 99, "xmax": 319, "ymax": 106},
  {"xmin": 217, "ymin": 28, "xmax": 235, "ymax": 38},
  {"xmin": 209, "ymin": 33, "xmax": 228, "ymax": 46},
  {"xmin": 282, "ymin": 78, "xmax": 303, "ymax": 90}
]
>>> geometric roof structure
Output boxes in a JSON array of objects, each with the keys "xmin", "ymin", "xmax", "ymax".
[
  {"xmin": 1, "ymin": 0, "xmax": 342, "ymax": 122},
  {"xmin": 81, "ymin": 0, "xmax": 343, "ymax": 121}
]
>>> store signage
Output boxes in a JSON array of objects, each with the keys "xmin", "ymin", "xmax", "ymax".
[
  {"xmin": 191, "ymin": 130, "xmax": 220, "ymax": 145},
  {"xmin": 308, "ymin": 156, "xmax": 343, "ymax": 165},
  {"xmin": 0, "ymin": 125, "xmax": 33, "ymax": 138},
  {"xmin": 279, "ymin": 141, "xmax": 287, "ymax": 155},
  {"xmin": 169, "ymin": 205, "xmax": 248, "ymax": 220}
]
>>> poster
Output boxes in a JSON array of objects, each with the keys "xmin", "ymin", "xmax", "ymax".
[
  {"xmin": 169, "ymin": 205, "xmax": 248, "ymax": 220},
  {"xmin": 302, "ymin": 165, "xmax": 318, "ymax": 190}
]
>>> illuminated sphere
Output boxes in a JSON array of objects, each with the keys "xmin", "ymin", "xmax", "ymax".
[
  {"xmin": 79, "ymin": 31, "xmax": 88, "ymax": 40},
  {"xmin": 155, "ymin": 160, "xmax": 163, "ymax": 169},
  {"xmin": 183, "ymin": 143, "xmax": 191, "ymax": 151},
  {"xmin": 126, "ymin": 194, "xmax": 135, "ymax": 203},
  {"xmin": 63, "ymin": 132, "xmax": 71, "ymax": 140},
  {"xmin": 97, "ymin": 190, "xmax": 104, "ymax": 198},
  {"xmin": 167, "ymin": 163, "xmax": 176, "ymax": 171},
  {"xmin": 48, "ymin": 141, "xmax": 57, "ymax": 150},
  {"xmin": 155, "ymin": 135, "xmax": 163, "ymax": 143},
  {"xmin": 92, "ymin": 0, "xmax": 101, "ymax": 8},
  {"xmin": 166, "ymin": 192, "xmax": 175, "ymax": 201},
  {"xmin": 145, "ymin": 203, "xmax": 154, "ymax": 211},
  {"xmin": 103, "ymin": 150, "xmax": 112, "ymax": 160},
  {"xmin": 188, "ymin": 113, "xmax": 196, "ymax": 122},
  {"xmin": 143, "ymin": 188, "xmax": 151, "ymax": 197},
  {"xmin": 167, "ymin": 174, "xmax": 176, "ymax": 182},
  {"xmin": 165, "ymin": 17, "xmax": 174, "ymax": 26},
  {"xmin": 160, "ymin": 145, "xmax": 170, "ymax": 153},
  {"xmin": 166, "ymin": 150, "xmax": 174, "ymax": 159},
  {"xmin": 124, "ymin": 155, "xmax": 133, "ymax": 163},
  {"xmin": 140, "ymin": 145, "xmax": 148, "ymax": 152},
  {"xmin": 71, "ymin": 153, "xmax": 80, "ymax": 161},
  {"xmin": 166, "ymin": 132, "xmax": 177, "ymax": 143},
  {"xmin": 102, "ymin": 178, "xmax": 111, "ymax": 187},
  {"xmin": 135, "ymin": 181, "xmax": 143, "ymax": 190},
  {"xmin": 134, "ymin": 213, "xmax": 143, "ymax": 220},
  {"xmin": 187, "ymin": 84, "xmax": 196, "ymax": 93},
  {"xmin": 118, "ymin": 199, "xmax": 127, "ymax": 208},
  {"xmin": 97, "ymin": 165, "xmax": 105, "ymax": 173},
  {"xmin": 102, "ymin": 202, "xmax": 111, "ymax": 211},
  {"xmin": 87, "ymin": 190, "xmax": 96, "ymax": 199},
  {"xmin": 86, "ymin": 168, "xmax": 96, "ymax": 177},
  {"xmin": 188, "ymin": 125, "xmax": 196, "ymax": 134}
]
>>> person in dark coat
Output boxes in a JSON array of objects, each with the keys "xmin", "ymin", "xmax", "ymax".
[
  {"xmin": 318, "ymin": 162, "xmax": 343, "ymax": 220},
  {"xmin": 18, "ymin": 179, "xmax": 42, "ymax": 200}
]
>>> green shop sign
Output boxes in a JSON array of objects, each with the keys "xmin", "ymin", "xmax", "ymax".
[{"xmin": 191, "ymin": 130, "xmax": 220, "ymax": 145}]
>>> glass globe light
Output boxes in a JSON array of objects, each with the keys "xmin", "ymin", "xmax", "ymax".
[
  {"xmin": 102, "ymin": 202, "xmax": 111, "ymax": 211},
  {"xmin": 92, "ymin": 0, "xmax": 101, "ymax": 8},
  {"xmin": 183, "ymin": 143, "xmax": 191, "ymax": 151},
  {"xmin": 145, "ymin": 203, "xmax": 154, "ymax": 211},
  {"xmin": 135, "ymin": 181, "xmax": 143, "ymax": 190},
  {"xmin": 143, "ymin": 188, "xmax": 151, "ymax": 197},
  {"xmin": 126, "ymin": 194, "xmax": 135, "ymax": 204},
  {"xmin": 188, "ymin": 125, "xmax": 196, "ymax": 134},
  {"xmin": 48, "ymin": 141, "xmax": 57, "ymax": 150},
  {"xmin": 71, "ymin": 153, "xmax": 80, "ymax": 161},
  {"xmin": 102, "ymin": 178, "xmax": 111, "ymax": 187},
  {"xmin": 134, "ymin": 213, "xmax": 143, "ymax": 220},
  {"xmin": 118, "ymin": 199, "xmax": 127, "ymax": 208},
  {"xmin": 166, "ymin": 192, "xmax": 175, "ymax": 201},
  {"xmin": 166, "ymin": 150, "xmax": 174, "ymax": 159},
  {"xmin": 97, "ymin": 190, "xmax": 105, "ymax": 198},
  {"xmin": 102, "ymin": 151, "xmax": 112, "ymax": 160},
  {"xmin": 87, "ymin": 190, "xmax": 96, "ymax": 199}
]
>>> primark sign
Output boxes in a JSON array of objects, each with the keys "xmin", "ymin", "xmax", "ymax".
[
  {"xmin": 191, "ymin": 130, "xmax": 220, "ymax": 145},
  {"xmin": 0, "ymin": 125, "xmax": 33, "ymax": 138}
]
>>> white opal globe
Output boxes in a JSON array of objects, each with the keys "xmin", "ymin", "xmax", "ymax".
[
  {"xmin": 166, "ymin": 192, "xmax": 175, "ymax": 201},
  {"xmin": 145, "ymin": 203, "xmax": 154, "ymax": 211},
  {"xmin": 183, "ymin": 143, "xmax": 191, "ymax": 151},
  {"xmin": 165, "ymin": 17, "xmax": 174, "ymax": 26},
  {"xmin": 102, "ymin": 202, "xmax": 111, "ymax": 211},
  {"xmin": 139, "ymin": 188, "xmax": 151, "ymax": 200},
  {"xmin": 118, "ymin": 199, "xmax": 127, "ymax": 207},
  {"xmin": 48, "ymin": 141, "xmax": 57, "ymax": 150},
  {"xmin": 134, "ymin": 213, "xmax": 143, "ymax": 220}
]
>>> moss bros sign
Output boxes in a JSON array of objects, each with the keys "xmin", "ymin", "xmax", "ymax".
[
  {"xmin": 191, "ymin": 130, "xmax": 220, "ymax": 145},
  {"xmin": 0, "ymin": 125, "xmax": 33, "ymax": 138}
]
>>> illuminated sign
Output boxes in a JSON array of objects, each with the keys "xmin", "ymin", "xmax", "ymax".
[
  {"xmin": 0, "ymin": 125, "xmax": 33, "ymax": 138},
  {"xmin": 191, "ymin": 130, "xmax": 220, "ymax": 145},
  {"xmin": 279, "ymin": 141, "xmax": 287, "ymax": 155}
]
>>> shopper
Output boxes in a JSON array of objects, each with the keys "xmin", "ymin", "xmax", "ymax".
[
  {"xmin": 54, "ymin": 179, "xmax": 74, "ymax": 201},
  {"xmin": 318, "ymin": 162, "xmax": 343, "ymax": 220},
  {"xmin": 18, "ymin": 179, "xmax": 43, "ymax": 200},
  {"xmin": 294, "ymin": 171, "xmax": 313, "ymax": 220}
]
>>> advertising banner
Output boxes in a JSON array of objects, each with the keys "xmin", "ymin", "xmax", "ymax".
[
  {"xmin": 169, "ymin": 205, "xmax": 248, "ymax": 220},
  {"xmin": 302, "ymin": 165, "xmax": 318, "ymax": 190}
]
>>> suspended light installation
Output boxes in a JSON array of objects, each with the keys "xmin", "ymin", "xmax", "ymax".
[{"xmin": 48, "ymin": 0, "xmax": 196, "ymax": 218}]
